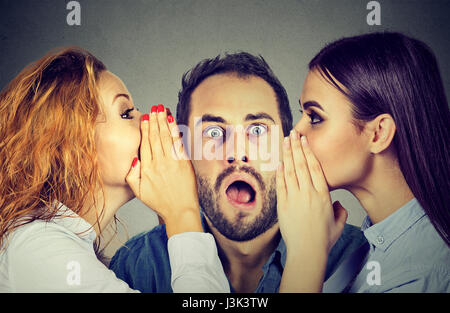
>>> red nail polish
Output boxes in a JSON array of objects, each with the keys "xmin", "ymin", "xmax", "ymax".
[
  {"xmin": 132, "ymin": 157, "xmax": 138, "ymax": 168},
  {"xmin": 151, "ymin": 106, "xmax": 157, "ymax": 114},
  {"xmin": 142, "ymin": 114, "xmax": 149, "ymax": 121},
  {"xmin": 167, "ymin": 114, "xmax": 174, "ymax": 123},
  {"xmin": 157, "ymin": 104, "xmax": 164, "ymax": 113}
]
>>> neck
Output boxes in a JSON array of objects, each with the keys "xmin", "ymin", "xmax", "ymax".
[
  {"xmin": 347, "ymin": 153, "xmax": 414, "ymax": 224},
  {"xmin": 81, "ymin": 185, "xmax": 134, "ymax": 237},
  {"xmin": 205, "ymin": 217, "xmax": 280, "ymax": 292}
]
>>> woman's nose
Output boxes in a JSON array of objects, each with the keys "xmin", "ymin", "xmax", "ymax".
[{"xmin": 293, "ymin": 116, "xmax": 307, "ymax": 137}]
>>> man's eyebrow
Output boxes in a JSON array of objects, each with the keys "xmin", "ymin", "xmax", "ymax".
[
  {"xmin": 195, "ymin": 114, "xmax": 227, "ymax": 127},
  {"xmin": 244, "ymin": 112, "xmax": 275, "ymax": 123},
  {"xmin": 113, "ymin": 93, "xmax": 130, "ymax": 103},
  {"xmin": 301, "ymin": 100, "xmax": 325, "ymax": 112}
]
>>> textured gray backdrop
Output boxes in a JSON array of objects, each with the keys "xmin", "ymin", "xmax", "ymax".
[{"xmin": 1, "ymin": 0, "xmax": 449, "ymax": 257}]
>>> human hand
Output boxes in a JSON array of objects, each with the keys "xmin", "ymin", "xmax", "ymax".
[
  {"xmin": 126, "ymin": 105, "xmax": 202, "ymax": 237},
  {"xmin": 276, "ymin": 130, "xmax": 348, "ymax": 255},
  {"xmin": 276, "ymin": 130, "xmax": 348, "ymax": 292}
]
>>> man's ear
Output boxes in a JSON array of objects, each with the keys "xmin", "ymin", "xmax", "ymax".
[{"xmin": 366, "ymin": 114, "xmax": 396, "ymax": 154}]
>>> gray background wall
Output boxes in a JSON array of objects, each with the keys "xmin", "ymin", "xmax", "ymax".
[{"xmin": 1, "ymin": 0, "xmax": 449, "ymax": 258}]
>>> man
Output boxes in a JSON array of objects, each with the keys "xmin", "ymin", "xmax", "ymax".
[{"xmin": 109, "ymin": 52, "xmax": 366, "ymax": 292}]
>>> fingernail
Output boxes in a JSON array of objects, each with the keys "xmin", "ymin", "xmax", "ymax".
[
  {"xmin": 157, "ymin": 104, "xmax": 164, "ymax": 113},
  {"xmin": 151, "ymin": 105, "xmax": 158, "ymax": 114},
  {"xmin": 142, "ymin": 114, "xmax": 149, "ymax": 122},
  {"xmin": 301, "ymin": 136, "xmax": 308, "ymax": 145},
  {"xmin": 278, "ymin": 161, "xmax": 283, "ymax": 171},
  {"xmin": 167, "ymin": 114, "xmax": 174, "ymax": 123},
  {"xmin": 283, "ymin": 136, "xmax": 290, "ymax": 148},
  {"xmin": 131, "ymin": 157, "xmax": 138, "ymax": 168},
  {"xmin": 290, "ymin": 129, "xmax": 298, "ymax": 140}
]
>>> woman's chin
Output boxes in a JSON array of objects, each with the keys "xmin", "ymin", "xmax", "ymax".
[{"xmin": 124, "ymin": 186, "xmax": 136, "ymax": 202}]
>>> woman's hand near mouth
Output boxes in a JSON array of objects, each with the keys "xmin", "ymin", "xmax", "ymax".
[
  {"xmin": 276, "ymin": 130, "xmax": 348, "ymax": 292},
  {"xmin": 126, "ymin": 105, "xmax": 202, "ymax": 237}
]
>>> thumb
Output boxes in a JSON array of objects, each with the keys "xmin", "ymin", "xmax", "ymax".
[
  {"xmin": 126, "ymin": 157, "xmax": 141, "ymax": 198},
  {"xmin": 333, "ymin": 201, "xmax": 348, "ymax": 228}
]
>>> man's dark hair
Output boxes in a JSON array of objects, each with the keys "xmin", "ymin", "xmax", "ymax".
[{"xmin": 176, "ymin": 52, "xmax": 292, "ymax": 136}]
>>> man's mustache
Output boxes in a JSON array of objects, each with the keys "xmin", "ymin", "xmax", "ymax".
[{"xmin": 214, "ymin": 165, "xmax": 265, "ymax": 194}]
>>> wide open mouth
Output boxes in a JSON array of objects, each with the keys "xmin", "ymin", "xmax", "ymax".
[{"xmin": 225, "ymin": 180, "xmax": 256, "ymax": 205}]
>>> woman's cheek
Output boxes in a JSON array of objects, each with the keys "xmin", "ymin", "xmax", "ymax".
[
  {"xmin": 309, "ymin": 131, "xmax": 369, "ymax": 189},
  {"xmin": 122, "ymin": 128, "xmax": 141, "ymax": 176},
  {"xmin": 97, "ymin": 130, "xmax": 140, "ymax": 187},
  {"xmin": 308, "ymin": 132, "xmax": 349, "ymax": 188},
  {"xmin": 308, "ymin": 136, "xmax": 334, "ymax": 186}
]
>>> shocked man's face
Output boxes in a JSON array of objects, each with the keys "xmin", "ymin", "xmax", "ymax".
[{"xmin": 187, "ymin": 73, "xmax": 284, "ymax": 241}]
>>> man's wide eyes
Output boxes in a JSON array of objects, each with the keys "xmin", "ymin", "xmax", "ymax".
[
  {"xmin": 203, "ymin": 126, "xmax": 224, "ymax": 138},
  {"xmin": 248, "ymin": 124, "xmax": 268, "ymax": 136},
  {"xmin": 203, "ymin": 124, "xmax": 268, "ymax": 139}
]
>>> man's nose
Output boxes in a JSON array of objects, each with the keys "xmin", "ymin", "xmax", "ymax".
[
  {"xmin": 224, "ymin": 126, "xmax": 249, "ymax": 166},
  {"xmin": 226, "ymin": 155, "xmax": 249, "ymax": 164}
]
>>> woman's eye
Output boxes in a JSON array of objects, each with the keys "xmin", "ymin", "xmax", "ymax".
[
  {"xmin": 121, "ymin": 108, "xmax": 134, "ymax": 119},
  {"xmin": 248, "ymin": 124, "xmax": 268, "ymax": 137},
  {"xmin": 203, "ymin": 126, "xmax": 225, "ymax": 139},
  {"xmin": 307, "ymin": 111, "xmax": 323, "ymax": 125}
]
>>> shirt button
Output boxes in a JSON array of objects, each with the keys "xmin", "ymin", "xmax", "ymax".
[{"xmin": 376, "ymin": 235, "xmax": 384, "ymax": 245}]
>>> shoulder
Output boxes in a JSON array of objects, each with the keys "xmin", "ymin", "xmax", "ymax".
[
  {"xmin": 1, "ymin": 220, "xmax": 100, "ymax": 292},
  {"xmin": 361, "ymin": 214, "xmax": 449, "ymax": 293},
  {"xmin": 387, "ymin": 215, "xmax": 450, "ymax": 284},
  {"xmin": 379, "ymin": 257, "xmax": 450, "ymax": 292},
  {"xmin": 109, "ymin": 224, "xmax": 173, "ymax": 292},
  {"xmin": 386, "ymin": 213, "xmax": 449, "ymax": 269},
  {"xmin": 6, "ymin": 219, "xmax": 86, "ymax": 252}
]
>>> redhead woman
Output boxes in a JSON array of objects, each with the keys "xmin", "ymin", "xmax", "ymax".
[
  {"xmin": 0, "ymin": 47, "xmax": 228, "ymax": 292},
  {"xmin": 277, "ymin": 32, "xmax": 449, "ymax": 292}
]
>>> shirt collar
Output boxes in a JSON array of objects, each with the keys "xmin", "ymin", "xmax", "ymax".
[
  {"xmin": 263, "ymin": 237, "xmax": 286, "ymax": 270},
  {"xmin": 199, "ymin": 211, "xmax": 286, "ymax": 268},
  {"xmin": 361, "ymin": 198, "xmax": 425, "ymax": 252},
  {"xmin": 51, "ymin": 202, "xmax": 97, "ymax": 243}
]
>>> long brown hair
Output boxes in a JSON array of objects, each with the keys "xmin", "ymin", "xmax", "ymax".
[{"xmin": 0, "ymin": 47, "xmax": 107, "ymax": 250}]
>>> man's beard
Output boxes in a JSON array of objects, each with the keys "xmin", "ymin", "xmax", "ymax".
[{"xmin": 197, "ymin": 166, "xmax": 277, "ymax": 242}]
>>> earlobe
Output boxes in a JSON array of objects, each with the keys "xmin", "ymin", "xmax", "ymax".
[{"xmin": 368, "ymin": 114, "xmax": 396, "ymax": 154}]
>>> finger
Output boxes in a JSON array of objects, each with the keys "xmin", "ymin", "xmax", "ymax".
[
  {"xmin": 276, "ymin": 161, "xmax": 287, "ymax": 209},
  {"xmin": 166, "ymin": 112, "xmax": 189, "ymax": 161},
  {"xmin": 170, "ymin": 120, "xmax": 189, "ymax": 161},
  {"xmin": 282, "ymin": 135, "xmax": 299, "ymax": 194},
  {"xmin": 125, "ymin": 157, "xmax": 141, "ymax": 198},
  {"xmin": 301, "ymin": 136, "xmax": 328, "ymax": 194},
  {"xmin": 140, "ymin": 114, "xmax": 152, "ymax": 168},
  {"xmin": 333, "ymin": 201, "xmax": 348, "ymax": 228},
  {"xmin": 289, "ymin": 130, "xmax": 313, "ymax": 191},
  {"xmin": 149, "ymin": 105, "xmax": 164, "ymax": 158},
  {"xmin": 157, "ymin": 104, "xmax": 175, "ymax": 158}
]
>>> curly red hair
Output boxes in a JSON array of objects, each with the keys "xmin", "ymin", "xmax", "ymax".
[{"xmin": 0, "ymin": 47, "xmax": 107, "ymax": 249}]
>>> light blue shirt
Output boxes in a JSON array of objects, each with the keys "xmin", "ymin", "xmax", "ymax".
[{"xmin": 349, "ymin": 198, "xmax": 449, "ymax": 292}]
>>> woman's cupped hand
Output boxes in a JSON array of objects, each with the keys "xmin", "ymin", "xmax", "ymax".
[{"xmin": 126, "ymin": 105, "xmax": 202, "ymax": 237}]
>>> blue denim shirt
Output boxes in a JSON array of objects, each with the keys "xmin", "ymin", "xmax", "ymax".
[
  {"xmin": 110, "ymin": 215, "xmax": 366, "ymax": 293},
  {"xmin": 349, "ymin": 198, "xmax": 450, "ymax": 292}
]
